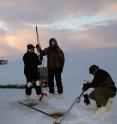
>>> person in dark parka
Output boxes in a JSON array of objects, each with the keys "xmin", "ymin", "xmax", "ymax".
[
  {"xmin": 36, "ymin": 38, "xmax": 65, "ymax": 98},
  {"xmin": 82, "ymin": 65, "xmax": 116, "ymax": 114},
  {"xmin": 23, "ymin": 44, "xmax": 42, "ymax": 100}
]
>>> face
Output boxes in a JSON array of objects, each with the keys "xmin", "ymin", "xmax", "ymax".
[
  {"xmin": 28, "ymin": 48, "xmax": 35, "ymax": 52},
  {"xmin": 50, "ymin": 40, "xmax": 56, "ymax": 47},
  {"xmin": 91, "ymin": 69, "xmax": 98, "ymax": 75}
]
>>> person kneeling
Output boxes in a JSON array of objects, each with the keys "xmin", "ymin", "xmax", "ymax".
[{"xmin": 82, "ymin": 65, "xmax": 116, "ymax": 114}]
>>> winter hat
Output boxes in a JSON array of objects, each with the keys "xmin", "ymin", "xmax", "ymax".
[
  {"xmin": 27, "ymin": 44, "xmax": 35, "ymax": 50},
  {"xmin": 89, "ymin": 65, "xmax": 99, "ymax": 74},
  {"xmin": 49, "ymin": 38, "xmax": 57, "ymax": 47}
]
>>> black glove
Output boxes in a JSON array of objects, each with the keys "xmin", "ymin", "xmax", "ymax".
[
  {"xmin": 36, "ymin": 44, "xmax": 40, "ymax": 48},
  {"xmin": 59, "ymin": 67, "xmax": 63, "ymax": 73},
  {"xmin": 82, "ymin": 83, "xmax": 90, "ymax": 91},
  {"xmin": 83, "ymin": 94, "xmax": 90, "ymax": 105},
  {"xmin": 36, "ymin": 44, "xmax": 41, "ymax": 51}
]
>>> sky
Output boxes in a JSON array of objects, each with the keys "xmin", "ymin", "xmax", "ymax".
[{"xmin": 0, "ymin": 0, "xmax": 117, "ymax": 57}]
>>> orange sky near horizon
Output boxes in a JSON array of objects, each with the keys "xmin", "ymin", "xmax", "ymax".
[{"xmin": 0, "ymin": 0, "xmax": 117, "ymax": 57}]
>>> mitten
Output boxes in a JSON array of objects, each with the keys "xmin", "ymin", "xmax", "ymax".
[{"xmin": 83, "ymin": 94, "xmax": 90, "ymax": 105}]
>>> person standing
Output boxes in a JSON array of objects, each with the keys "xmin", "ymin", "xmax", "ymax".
[
  {"xmin": 23, "ymin": 44, "xmax": 43, "ymax": 101},
  {"xmin": 82, "ymin": 65, "xmax": 116, "ymax": 114},
  {"xmin": 36, "ymin": 38, "xmax": 65, "ymax": 98}
]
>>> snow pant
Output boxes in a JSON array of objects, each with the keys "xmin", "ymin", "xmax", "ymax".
[
  {"xmin": 25, "ymin": 68, "xmax": 40, "ymax": 82},
  {"xmin": 25, "ymin": 73, "xmax": 42, "ymax": 95},
  {"xmin": 89, "ymin": 87, "xmax": 116, "ymax": 107},
  {"xmin": 48, "ymin": 68, "xmax": 63, "ymax": 94}
]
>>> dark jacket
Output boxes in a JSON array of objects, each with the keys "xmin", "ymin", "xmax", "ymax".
[
  {"xmin": 23, "ymin": 51, "xmax": 41, "ymax": 76},
  {"xmin": 89, "ymin": 69, "xmax": 116, "ymax": 90},
  {"xmin": 40, "ymin": 46, "xmax": 65, "ymax": 69}
]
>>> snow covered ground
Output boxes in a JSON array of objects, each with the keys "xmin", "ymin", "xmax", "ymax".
[{"xmin": 0, "ymin": 47, "xmax": 117, "ymax": 124}]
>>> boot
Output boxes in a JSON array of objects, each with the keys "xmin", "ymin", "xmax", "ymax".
[
  {"xmin": 83, "ymin": 94, "xmax": 90, "ymax": 105},
  {"xmin": 48, "ymin": 93, "xmax": 54, "ymax": 99},
  {"xmin": 95, "ymin": 106, "xmax": 107, "ymax": 114},
  {"xmin": 25, "ymin": 95, "xmax": 31, "ymax": 100},
  {"xmin": 58, "ymin": 94, "xmax": 64, "ymax": 99},
  {"xmin": 106, "ymin": 98, "xmax": 112, "ymax": 109},
  {"xmin": 25, "ymin": 95, "xmax": 32, "ymax": 104}
]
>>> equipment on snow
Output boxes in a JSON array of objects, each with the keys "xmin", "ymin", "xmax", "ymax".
[
  {"xmin": 53, "ymin": 90, "xmax": 84, "ymax": 124},
  {"xmin": 19, "ymin": 99, "xmax": 65, "ymax": 119},
  {"xmin": 0, "ymin": 84, "xmax": 25, "ymax": 89},
  {"xmin": 38, "ymin": 93, "xmax": 47, "ymax": 101},
  {"xmin": 19, "ymin": 101, "xmax": 58, "ymax": 119},
  {"xmin": 0, "ymin": 59, "xmax": 8, "ymax": 65}
]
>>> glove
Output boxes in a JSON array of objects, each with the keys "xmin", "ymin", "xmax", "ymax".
[
  {"xmin": 36, "ymin": 44, "xmax": 39, "ymax": 48},
  {"xmin": 36, "ymin": 80, "xmax": 41, "ymax": 86},
  {"xmin": 36, "ymin": 44, "xmax": 41, "ymax": 51},
  {"xmin": 82, "ymin": 83, "xmax": 90, "ymax": 91},
  {"xmin": 27, "ymin": 82, "xmax": 32, "ymax": 87},
  {"xmin": 83, "ymin": 94, "xmax": 90, "ymax": 105},
  {"xmin": 59, "ymin": 67, "xmax": 63, "ymax": 73}
]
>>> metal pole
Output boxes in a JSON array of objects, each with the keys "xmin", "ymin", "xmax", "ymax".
[{"xmin": 53, "ymin": 91, "xmax": 84, "ymax": 124}]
